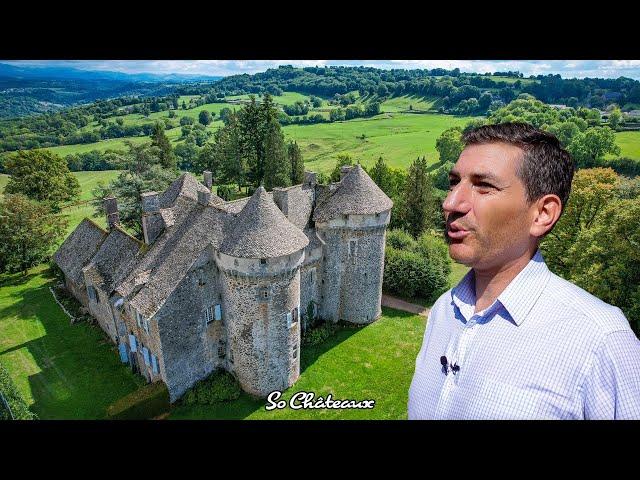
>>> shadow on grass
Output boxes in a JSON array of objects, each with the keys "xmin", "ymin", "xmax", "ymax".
[{"xmin": 0, "ymin": 272, "xmax": 144, "ymax": 419}]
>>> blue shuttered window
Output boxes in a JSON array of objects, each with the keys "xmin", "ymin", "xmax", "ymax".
[
  {"xmin": 151, "ymin": 354, "xmax": 158, "ymax": 375},
  {"xmin": 142, "ymin": 347, "xmax": 150, "ymax": 366},
  {"xmin": 118, "ymin": 343, "xmax": 129, "ymax": 363},
  {"xmin": 128, "ymin": 334, "xmax": 137, "ymax": 352}
]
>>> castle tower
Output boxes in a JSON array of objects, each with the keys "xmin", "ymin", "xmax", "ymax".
[
  {"xmin": 313, "ymin": 165, "xmax": 393, "ymax": 324},
  {"xmin": 216, "ymin": 187, "xmax": 309, "ymax": 397}
]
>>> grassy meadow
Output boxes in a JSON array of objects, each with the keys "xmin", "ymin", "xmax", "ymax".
[{"xmin": 0, "ymin": 265, "xmax": 144, "ymax": 419}]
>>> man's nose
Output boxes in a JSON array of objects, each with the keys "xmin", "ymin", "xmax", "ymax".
[{"xmin": 442, "ymin": 182, "xmax": 472, "ymax": 214}]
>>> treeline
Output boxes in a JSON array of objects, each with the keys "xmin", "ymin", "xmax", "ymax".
[
  {"xmin": 176, "ymin": 65, "xmax": 640, "ymax": 114},
  {"xmin": 0, "ymin": 94, "xmax": 182, "ymax": 152}
]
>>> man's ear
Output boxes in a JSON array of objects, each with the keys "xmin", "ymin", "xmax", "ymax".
[{"xmin": 530, "ymin": 194, "xmax": 562, "ymax": 238}]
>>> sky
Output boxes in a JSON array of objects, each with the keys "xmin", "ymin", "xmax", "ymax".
[{"xmin": 3, "ymin": 60, "xmax": 640, "ymax": 80}]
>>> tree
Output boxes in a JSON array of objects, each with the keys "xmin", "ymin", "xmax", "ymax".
[
  {"xmin": 150, "ymin": 122, "xmax": 177, "ymax": 171},
  {"xmin": 180, "ymin": 116, "xmax": 194, "ymax": 126},
  {"xmin": 182, "ymin": 100, "xmax": 187, "ymax": 110},
  {"xmin": 330, "ymin": 154, "xmax": 354, "ymax": 182},
  {"xmin": 199, "ymin": 110, "xmax": 212, "ymax": 126},
  {"xmin": 369, "ymin": 156, "xmax": 393, "ymax": 196},
  {"xmin": 4, "ymin": 149, "xmax": 80, "ymax": 210},
  {"xmin": 0, "ymin": 194, "xmax": 67, "ymax": 274},
  {"xmin": 435, "ymin": 127, "xmax": 463, "ymax": 165},
  {"xmin": 263, "ymin": 118, "xmax": 290, "ymax": 190},
  {"xmin": 568, "ymin": 127, "xmax": 620, "ymax": 168},
  {"xmin": 397, "ymin": 157, "xmax": 438, "ymax": 237},
  {"xmin": 174, "ymin": 138, "xmax": 199, "ymax": 171},
  {"xmin": 287, "ymin": 141, "xmax": 304, "ymax": 185},
  {"xmin": 608, "ymin": 107, "xmax": 623, "ymax": 130},
  {"xmin": 216, "ymin": 113, "xmax": 247, "ymax": 190}
]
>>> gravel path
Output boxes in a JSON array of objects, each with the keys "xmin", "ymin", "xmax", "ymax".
[{"xmin": 381, "ymin": 294, "xmax": 430, "ymax": 317}]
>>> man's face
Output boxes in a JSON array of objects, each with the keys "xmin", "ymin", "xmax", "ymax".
[{"xmin": 443, "ymin": 142, "xmax": 535, "ymax": 270}]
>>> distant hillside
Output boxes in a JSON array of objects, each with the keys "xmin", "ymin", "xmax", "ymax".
[{"xmin": 0, "ymin": 63, "xmax": 221, "ymax": 118}]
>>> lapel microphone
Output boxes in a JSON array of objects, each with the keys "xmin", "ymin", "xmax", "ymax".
[{"xmin": 440, "ymin": 356, "xmax": 461, "ymax": 375}]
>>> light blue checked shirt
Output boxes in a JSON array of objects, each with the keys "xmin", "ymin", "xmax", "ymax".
[{"xmin": 408, "ymin": 249, "xmax": 640, "ymax": 420}]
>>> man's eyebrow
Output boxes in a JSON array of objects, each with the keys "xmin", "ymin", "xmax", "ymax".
[{"xmin": 449, "ymin": 170, "xmax": 502, "ymax": 184}]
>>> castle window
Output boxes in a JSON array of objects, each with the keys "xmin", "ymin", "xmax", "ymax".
[
  {"xmin": 143, "ymin": 317, "xmax": 150, "ymax": 335},
  {"xmin": 217, "ymin": 341, "xmax": 226, "ymax": 358},
  {"xmin": 87, "ymin": 285, "xmax": 98, "ymax": 303},
  {"xmin": 349, "ymin": 239, "xmax": 357, "ymax": 256},
  {"xmin": 204, "ymin": 305, "xmax": 214, "ymax": 325},
  {"xmin": 151, "ymin": 354, "xmax": 159, "ymax": 375},
  {"xmin": 260, "ymin": 258, "xmax": 267, "ymax": 265},
  {"xmin": 214, "ymin": 304, "xmax": 222, "ymax": 322},
  {"xmin": 287, "ymin": 307, "xmax": 299, "ymax": 328},
  {"xmin": 135, "ymin": 310, "xmax": 145, "ymax": 329},
  {"xmin": 293, "ymin": 345, "xmax": 298, "ymax": 359},
  {"xmin": 229, "ymin": 350, "xmax": 234, "ymax": 364}
]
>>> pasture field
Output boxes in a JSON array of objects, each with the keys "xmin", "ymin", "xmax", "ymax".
[
  {"xmin": 380, "ymin": 95, "xmax": 438, "ymax": 113},
  {"xmin": 609, "ymin": 130, "xmax": 640, "ymax": 160},
  {"xmin": 283, "ymin": 112, "xmax": 478, "ymax": 172}
]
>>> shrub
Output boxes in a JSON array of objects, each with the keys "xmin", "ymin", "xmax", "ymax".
[
  {"xmin": 181, "ymin": 370, "xmax": 241, "ymax": 406},
  {"xmin": 383, "ymin": 240, "xmax": 450, "ymax": 301},
  {"xmin": 302, "ymin": 321, "xmax": 339, "ymax": 347},
  {"xmin": 386, "ymin": 229, "xmax": 417, "ymax": 251},
  {"xmin": 106, "ymin": 381, "xmax": 170, "ymax": 420},
  {"xmin": 0, "ymin": 363, "xmax": 37, "ymax": 420}
]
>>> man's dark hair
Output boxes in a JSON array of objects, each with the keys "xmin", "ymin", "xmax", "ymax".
[{"xmin": 462, "ymin": 122, "xmax": 575, "ymax": 214}]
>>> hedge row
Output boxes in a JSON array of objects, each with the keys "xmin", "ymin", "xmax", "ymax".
[
  {"xmin": 0, "ymin": 363, "xmax": 37, "ymax": 420},
  {"xmin": 181, "ymin": 370, "xmax": 241, "ymax": 406}
]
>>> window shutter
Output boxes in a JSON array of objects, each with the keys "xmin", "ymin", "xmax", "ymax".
[
  {"xmin": 144, "ymin": 318, "xmax": 150, "ymax": 335},
  {"xmin": 215, "ymin": 304, "xmax": 222, "ymax": 321},
  {"xmin": 129, "ymin": 334, "xmax": 137, "ymax": 352},
  {"xmin": 118, "ymin": 343, "xmax": 129, "ymax": 363},
  {"xmin": 151, "ymin": 354, "xmax": 158, "ymax": 374},
  {"xmin": 286, "ymin": 312, "xmax": 292, "ymax": 328},
  {"xmin": 143, "ymin": 347, "xmax": 150, "ymax": 366}
]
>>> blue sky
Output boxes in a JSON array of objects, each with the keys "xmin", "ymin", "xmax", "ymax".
[{"xmin": 3, "ymin": 60, "xmax": 640, "ymax": 80}]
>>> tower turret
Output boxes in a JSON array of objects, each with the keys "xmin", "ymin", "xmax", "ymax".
[
  {"xmin": 313, "ymin": 165, "xmax": 393, "ymax": 324},
  {"xmin": 215, "ymin": 186, "xmax": 309, "ymax": 397}
]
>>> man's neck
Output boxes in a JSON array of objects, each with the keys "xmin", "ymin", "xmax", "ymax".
[{"xmin": 472, "ymin": 248, "xmax": 537, "ymax": 314}]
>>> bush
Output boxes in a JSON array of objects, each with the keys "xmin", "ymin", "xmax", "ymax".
[
  {"xmin": 0, "ymin": 363, "xmax": 37, "ymax": 420},
  {"xmin": 302, "ymin": 321, "xmax": 339, "ymax": 347},
  {"xmin": 605, "ymin": 157, "xmax": 640, "ymax": 178},
  {"xmin": 383, "ymin": 233, "xmax": 450, "ymax": 301},
  {"xmin": 386, "ymin": 229, "xmax": 417, "ymax": 251},
  {"xmin": 106, "ymin": 381, "xmax": 170, "ymax": 420},
  {"xmin": 181, "ymin": 370, "xmax": 241, "ymax": 406}
]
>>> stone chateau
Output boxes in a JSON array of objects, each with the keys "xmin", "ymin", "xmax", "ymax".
[{"xmin": 54, "ymin": 166, "xmax": 393, "ymax": 401}]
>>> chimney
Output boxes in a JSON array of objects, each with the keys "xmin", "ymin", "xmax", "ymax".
[
  {"xmin": 304, "ymin": 170, "xmax": 318, "ymax": 186},
  {"xmin": 340, "ymin": 165, "xmax": 354, "ymax": 181},
  {"xmin": 104, "ymin": 196, "xmax": 120, "ymax": 230},
  {"xmin": 198, "ymin": 190, "xmax": 211, "ymax": 206},
  {"xmin": 203, "ymin": 171, "xmax": 213, "ymax": 191},
  {"xmin": 141, "ymin": 191, "xmax": 164, "ymax": 245}
]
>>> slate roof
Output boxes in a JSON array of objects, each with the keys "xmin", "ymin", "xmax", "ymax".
[
  {"xmin": 117, "ymin": 196, "xmax": 231, "ymax": 318},
  {"xmin": 159, "ymin": 173, "xmax": 223, "ymax": 208},
  {"xmin": 53, "ymin": 219, "xmax": 107, "ymax": 284},
  {"xmin": 83, "ymin": 227, "xmax": 143, "ymax": 294},
  {"xmin": 313, "ymin": 165, "xmax": 393, "ymax": 222},
  {"xmin": 219, "ymin": 186, "xmax": 309, "ymax": 259}
]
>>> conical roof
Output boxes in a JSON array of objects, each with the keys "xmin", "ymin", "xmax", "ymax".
[
  {"xmin": 313, "ymin": 165, "xmax": 393, "ymax": 222},
  {"xmin": 220, "ymin": 186, "xmax": 309, "ymax": 258}
]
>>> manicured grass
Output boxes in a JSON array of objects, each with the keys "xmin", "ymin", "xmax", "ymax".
[
  {"xmin": 169, "ymin": 307, "xmax": 426, "ymax": 419},
  {"xmin": 0, "ymin": 265, "xmax": 144, "ymax": 419},
  {"xmin": 282, "ymin": 112, "xmax": 478, "ymax": 173},
  {"xmin": 609, "ymin": 130, "xmax": 640, "ymax": 160}
]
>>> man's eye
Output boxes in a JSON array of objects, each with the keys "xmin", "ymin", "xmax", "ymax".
[
  {"xmin": 448, "ymin": 179, "xmax": 459, "ymax": 189},
  {"xmin": 476, "ymin": 182, "xmax": 495, "ymax": 191}
]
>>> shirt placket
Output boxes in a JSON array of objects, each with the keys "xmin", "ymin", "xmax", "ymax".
[{"xmin": 435, "ymin": 314, "xmax": 482, "ymax": 419}]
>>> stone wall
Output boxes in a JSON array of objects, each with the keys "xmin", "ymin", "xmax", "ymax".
[
  {"xmin": 65, "ymin": 276, "xmax": 89, "ymax": 309},
  {"xmin": 272, "ymin": 184, "xmax": 315, "ymax": 230},
  {"xmin": 219, "ymin": 265, "xmax": 301, "ymax": 397}
]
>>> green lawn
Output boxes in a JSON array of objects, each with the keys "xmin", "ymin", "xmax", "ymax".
[
  {"xmin": 0, "ymin": 265, "xmax": 144, "ymax": 419},
  {"xmin": 169, "ymin": 307, "xmax": 425, "ymax": 420},
  {"xmin": 609, "ymin": 131, "xmax": 640, "ymax": 160}
]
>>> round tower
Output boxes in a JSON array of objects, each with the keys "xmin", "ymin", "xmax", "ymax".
[
  {"xmin": 313, "ymin": 165, "xmax": 393, "ymax": 324},
  {"xmin": 215, "ymin": 186, "xmax": 309, "ymax": 397}
]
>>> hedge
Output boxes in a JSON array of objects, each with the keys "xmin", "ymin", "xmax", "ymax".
[
  {"xmin": 181, "ymin": 370, "xmax": 241, "ymax": 406},
  {"xmin": 106, "ymin": 381, "xmax": 170, "ymax": 420},
  {"xmin": 0, "ymin": 363, "xmax": 37, "ymax": 420}
]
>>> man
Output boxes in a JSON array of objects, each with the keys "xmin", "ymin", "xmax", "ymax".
[{"xmin": 408, "ymin": 122, "xmax": 640, "ymax": 420}]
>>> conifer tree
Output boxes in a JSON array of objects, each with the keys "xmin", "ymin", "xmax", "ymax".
[
  {"xmin": 399, "ymin": 156, "xmax": 438, "ymax": 237},
  {"xmin": 288, "ymin": 141, "xmax": 305, "ymax": 185},
  {"xmin": 263, "ymin": 118, "xmax": 290, "ymax": 190},
  {"xmin": 150, "ymin": 122, "xmax": 177, "ymax": 171}
]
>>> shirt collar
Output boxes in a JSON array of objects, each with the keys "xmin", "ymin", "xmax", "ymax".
[{"xmin": 451, "ymin": 249, "xmax": 551, "ymax": 326}]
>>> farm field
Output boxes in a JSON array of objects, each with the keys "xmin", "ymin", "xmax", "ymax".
[
  {"xmin": 609, "ymin": 130, "xmax": 640, "ymax": 160},
  {"xmin": 0, "ymin": 265, "xmax": 144, "ymax": 419}
]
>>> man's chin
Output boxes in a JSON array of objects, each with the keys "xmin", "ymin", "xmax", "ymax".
[{"xmin": 448, "ymin": 243, "xmax": 476, "ymax": 266}]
